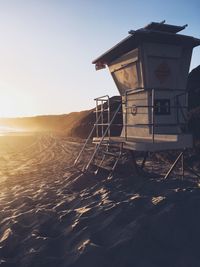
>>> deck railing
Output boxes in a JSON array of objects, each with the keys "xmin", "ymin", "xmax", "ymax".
[{"xmin": 94, "ymin": 88, "xmax": 189, "ymax": 143}]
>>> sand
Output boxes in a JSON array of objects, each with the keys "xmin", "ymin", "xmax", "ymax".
[{"xmin": 0, "ymin": 133, "xmax": 200, "ymax": 267}]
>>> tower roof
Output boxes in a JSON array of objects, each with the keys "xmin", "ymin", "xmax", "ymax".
[{"xmin": 92, "ymin": 21, "xmax": 200, "ymax": 69}]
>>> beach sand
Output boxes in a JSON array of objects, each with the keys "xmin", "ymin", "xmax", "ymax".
[{"xmin": 1, "ymin": 134, "xmax": 200, "ymax": 267}]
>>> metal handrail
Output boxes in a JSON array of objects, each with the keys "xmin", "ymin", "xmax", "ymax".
[
  {"xmin": 124, "ymin": 87, "xmax": 189, "ymax": 143},
  {"xmin": 94, "ymin": 95, "xmax": 109, "ymax": 101},
  {"xmin": 124, "ymin": 87, "xmax": 186, "ymax": 96},
  {"xmin": 74, "ymin": 112, "xmax": 102, "ymax": 166},
  {"xmin": 92, "ymin": 88, "xmax": 189, "ymax": 145},
  {"xmin": 125, "ymin": 105, "xmax": 188, "ymax": 109},
  {"xmin": 95, "ymin": 95, "xmax": 110, "ymax": 138},
  {"xmin": 176, "ymin": 95, "xmax": 188, "ymax": 125},
  {"xmin": 85, "ymin": 103, "xmax": 122, "ymax": 171}
]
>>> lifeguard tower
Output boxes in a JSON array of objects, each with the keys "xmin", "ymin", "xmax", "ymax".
[{"xmin": 74, "ymin": 21, "xmax": 200, "ymax": 178}]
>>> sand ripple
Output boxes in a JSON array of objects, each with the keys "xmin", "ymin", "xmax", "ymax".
[{"xmin": 0, "ymin": 134, "xmax": 200, "ymax": 267}]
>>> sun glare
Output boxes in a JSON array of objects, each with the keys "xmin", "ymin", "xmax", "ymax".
[
  {"xmin": 0, "ymin": 83, "xmax": 35, "ymax": 118},
  {"xmin": 0, "ymin": 125, "xmax": 25, "ymax": 135}
]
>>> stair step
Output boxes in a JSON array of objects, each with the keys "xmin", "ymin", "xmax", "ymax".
[
  {"xmin": 94, "ymin": 109, "xmax": 109, "ymax": 113},
  {"xmin": 93, "ymin": 139, "xmax": 123, "ymax": 146},
  {"xmin": 93, "ymin": 141, "xmax": 111, "ymax": 146},
  {"xmin": 103, "ymin": 151, "xmax": 121, "ymax": 157},
  {"xmin": 94, "ymin": 164, "xmax": 113, "ymax": 172}
]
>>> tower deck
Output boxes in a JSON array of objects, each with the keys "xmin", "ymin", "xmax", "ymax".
[{"xmin": 93, "ymin": 134, "xmax": 193, "ymax": 152}]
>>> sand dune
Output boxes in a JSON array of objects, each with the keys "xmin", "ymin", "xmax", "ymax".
[{"xmin": 0, "ymin": 134, "xmax": 200, "ymax": 267}]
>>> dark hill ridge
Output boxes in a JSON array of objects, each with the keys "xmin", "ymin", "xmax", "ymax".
[
  {"xmin": 71, "ymin": 65, "xmax": 200, "ymax": 140},
  {"xmin": 0, "ymin": 65, "xmax": 200, "ymax": 139},
  {"xmin": 0, "ymin": 98, "xmax": 120, "ymax": 139},
  {"xmin": 187, "ymin": 65, "xmax": 200, "ymax": 140},
  {"xmin": 0, "ymin": 110, "xmax": 91, "ymax": 136},
  {"xmin": 188, "ymin": 65, "xmax": 200, "ymax": 111}
]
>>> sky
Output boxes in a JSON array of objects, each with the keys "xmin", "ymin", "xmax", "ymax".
[{"xmin": 0, "ymin": 0, "xmax": 199, "ymax": 118}]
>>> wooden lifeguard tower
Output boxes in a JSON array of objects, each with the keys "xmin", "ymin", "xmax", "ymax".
[{"xmin": 74, "ymin": 21, "xmax": 200, "ymax": 178}]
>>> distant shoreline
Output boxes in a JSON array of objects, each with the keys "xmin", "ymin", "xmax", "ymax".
[{"xmin": 0, "ymin": 131, "xmax": 36, "ymax": 137}]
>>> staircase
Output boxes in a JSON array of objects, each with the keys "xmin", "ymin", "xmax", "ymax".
[
  {"xmin": 74, "ymin": 95, "xmax": 124, "ymax": 177},
  {"xmin": 91, "ymin": 140, "xmax": 124, "ymax": 177}
]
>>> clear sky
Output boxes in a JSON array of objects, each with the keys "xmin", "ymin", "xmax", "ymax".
[{"xmin": 0, "ymin": 0, "xmax": 199, "ymax": 117}]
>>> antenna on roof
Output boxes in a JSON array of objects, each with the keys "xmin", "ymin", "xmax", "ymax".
[{"xmin": 160, "ymin": 20, "xmax": 166, "ymax": 24}]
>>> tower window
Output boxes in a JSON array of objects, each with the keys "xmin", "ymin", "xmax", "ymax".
[{"xmin": 154, "ymin": 99, "xmax": 171, "ymax": 115}]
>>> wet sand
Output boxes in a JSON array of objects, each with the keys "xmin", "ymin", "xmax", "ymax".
[{"xmin": 0, "ymin": 134, "xmax": 200, "ymax": 267}]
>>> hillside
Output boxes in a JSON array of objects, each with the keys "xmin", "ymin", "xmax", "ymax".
[
  {"xmin": 0, "ymin": 65, "xmax": 200, "ymax": 140},
  {"xmin": 0, "ymin": 69, "xmax": 200, "ymax": 267},
  {"xmin": 188, "ymin": 65, "xmax": 200, "ymax": 141},
  {"xmin": 0, "ymin": 110, "xmax": 92, "ymax": 136},
  {"xmin": 70, "ymin": 66, "xmax": 200, "ymax": 140}
]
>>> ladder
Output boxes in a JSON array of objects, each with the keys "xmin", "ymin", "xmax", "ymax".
[
  {"xmin": 91, "ymin": 140, "xmax": 124, "ymax": 177},
  {"xmin": 74, "ymin": 95, "xmax": 123, "ymax": 176}
]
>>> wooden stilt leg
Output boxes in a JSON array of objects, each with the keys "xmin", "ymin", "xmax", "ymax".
[
  {"xmin": 130, "ymin": 151, "xmax": 139, "ymax": 174},
  {"xmin": 164, "ymin": 151, "xmax": 183, "ymax": 179},
  {"xmin": 141, "ymin": 151, "xmax": 148, "ymax": 170}
]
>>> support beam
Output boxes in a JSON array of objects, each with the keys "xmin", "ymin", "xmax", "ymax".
[
  {"xmin": 164, "ymin": 150, "xmax": 200, "ymax": 180},
  {"xmin": 130, "ymin": 150, "xmax": 140, "ymax": 174},
  {"xmin": 164, "ymin": 151, "xmax": 184, "ymax": 179},
  {"xmin": 141, "ymin": 151, "xmax": 149, "ymax": 170},
  {"xmin": 185, "ymin": 164, "xmax": 200, "ymax": 179}
]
